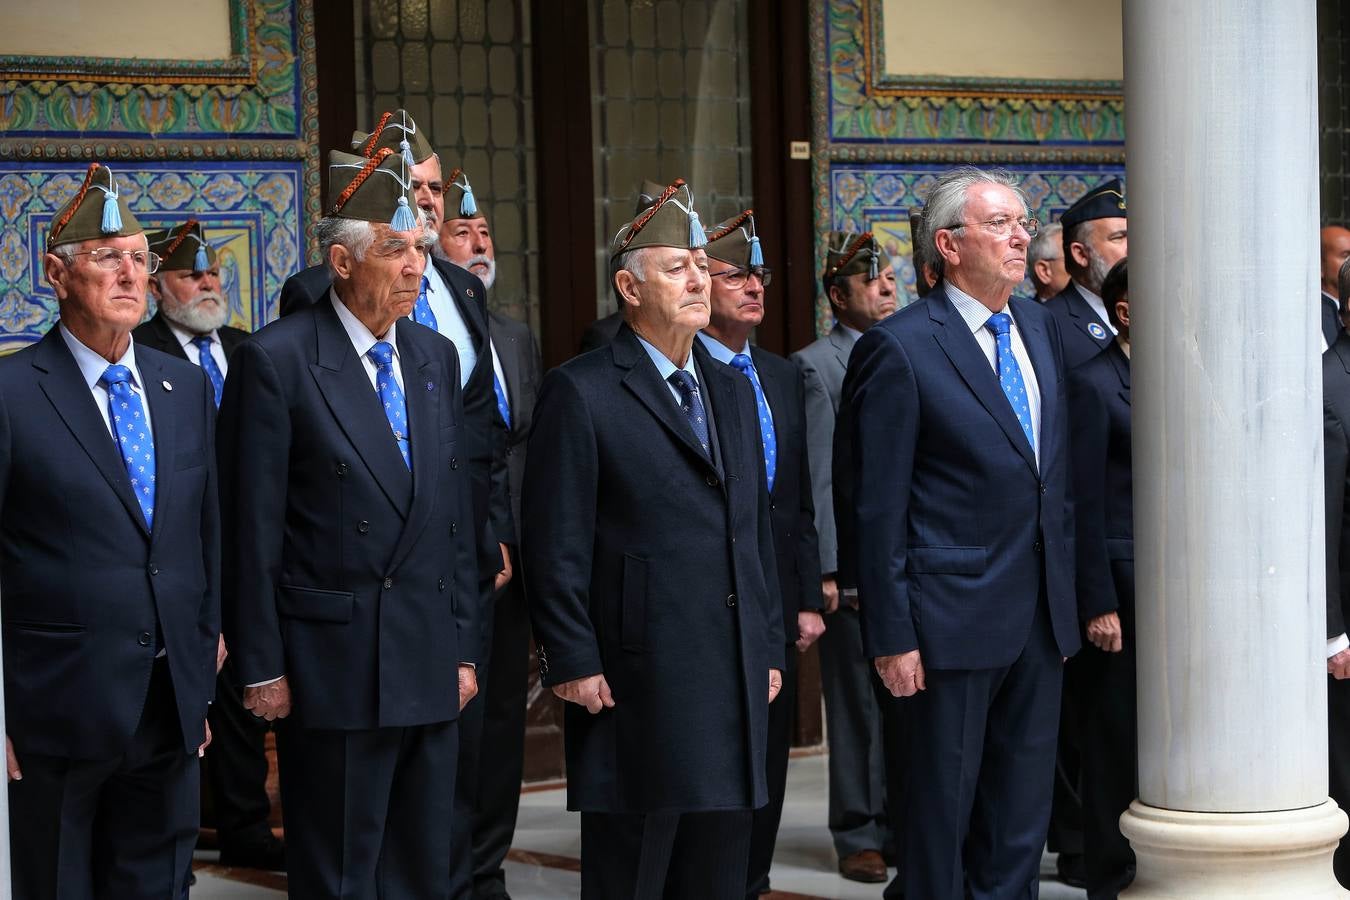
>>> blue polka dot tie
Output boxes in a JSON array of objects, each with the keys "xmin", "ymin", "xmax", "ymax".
[
  {"xmin": 493, "ymin": 371, "xmax": 512, "ymax": 429},
  {"xmin": 99, "ymin": 364, "xmax": 156, "ymax": 528},
  {"xmin": 413, "ymin": 276, "xmax": 438, "ymax": 331},
  {"xmin": 667, "ymin": 370, "xmax": 711, "ymax": 460},
  {"xmin": 986, "ymin": 312, "xmax": 1036, "ymax": 453},
  {"xmin": 368, "ymin": 341, "xmax": 412, "ymax": 470},
  {"xmin": 190, "ymin": 335, "xmax": 225, "ymax": 408},
  {"xmin": 730, "ymin": 353, "xmax": 776, "ymax": 492}
]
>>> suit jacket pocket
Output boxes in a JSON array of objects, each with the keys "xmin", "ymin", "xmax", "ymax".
[
  {"xmin": 175, "ymin": 448, "xmax": 205, "ymax": 470},
  {"xmin": 907, "ymin": 546, "xmax": 987, "ymax": 575},
  {"xmin": 276, "ymin": 585, "xmax": 355, "ymax": 623},
  {"xmin": 621, "ymin": 554, "xmax": 648, "ymax": 651}
]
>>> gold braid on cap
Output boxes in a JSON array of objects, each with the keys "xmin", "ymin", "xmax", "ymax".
[
  {"xmin": 616, "ymin": 178, "xmax": 684, "ymax": 252},
  {"xmin": 445, "ymin": 167, "xmax": 464, "ymax": 187},
  {"xmin": 49, "ymin": 162, "xmax": 101, "ymax": 245},
  {"xmin": 827, "ymin": 231, "xmax": 873, "ymax": 276},
  {"xmin": 359, "ymin": 112, "xmax": 394, "ymax": 158},
  {"xmin": 159, "ymin": 218, "xmax": 198, "ymax": 260},
  {"xmin": 707, "ymin": 208, "xmax": 754, "ymax": 243},
  {"xmin": 332, "ymin": 148, "xmax": 394, "ymax": 215}
]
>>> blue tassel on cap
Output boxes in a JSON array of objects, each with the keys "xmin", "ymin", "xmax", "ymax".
[
  {"xmin": 400, "ymin": 138, "xmax": 415, "ymax": 168},
  {"xmin": 194, "ymin": 242, "xmax": 211, "ymax": 272},
  {"xmin": 689, "ymin": 210, "xmax": 707, "ymax": 248},
  {"xmin": 749, "ymin": 234, "xmax": 764, "ymax": 267},
  {"xmin": 868, "ymin": 251, "xmax": 879, "ymax": 281},
  {"xmin": 459, "ymin": 182, "xmax": 478, "ymax": 217},
  {"xmin": 100, "ymin": 189, "xmax": 122, "ymax": 234},
  {"xmin": 391, "ymin": 195, "xmax": 418, "ymax": 231}
]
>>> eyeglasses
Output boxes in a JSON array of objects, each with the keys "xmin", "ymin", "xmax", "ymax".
[
  {"xmin": 67, "ymin": 247, "xmax": 162, "ymax": 274},
  {"xmin": 710, "ymin": 266, "xmax": 772, "ymax": 288},
  {"xmin": 948, "ymin": 216, "xmax": 1040, "ymax": 238}
]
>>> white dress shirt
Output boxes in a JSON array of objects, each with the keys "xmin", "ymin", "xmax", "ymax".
[
  {"xmin": 166, "ymin": 321, "xmax": 229, "ymax": 377},
  {"xmin": 59, "ymin": 323, "xmax": 154, "ymax": 438},
  {"xmin": 946, "ymin": 284, "xmax": 1042, "ymax": 465},
  {"xmin": 423, "ymin": 261, "xmax": 477, "ymax": 389},
  {"xmin": 331, "ymin": 290, "xmax": 406, "ymax": 394}
]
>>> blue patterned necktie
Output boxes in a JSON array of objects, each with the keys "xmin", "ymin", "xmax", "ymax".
[
  {"xmin": 985, "ymin": 312, "xmax": 1036, "ymax": 453},
  {"xmin": 730, "ymin": 353, "xmax": 777, "ymax": 492},
  {"xmin": 368, "ymin": 341, "xmax": 412, "ymax": 469},
  {"xmin": 667, "ymin": 369, "xmax": 711, "ymax": 459},
  {"xmin": 413, "ymin": 276, "xmax": 438, "ymax": 330},
  {"xmin": 493, "ymin": 370, "xmax": 512, "ymax": 429},
  {"xmin": 190, "ymin": 335, "xmax": 225, "ymax": 408},
  {"xmin": 99, "ymin": 364, "xmax": 156, "ymax": 528}
]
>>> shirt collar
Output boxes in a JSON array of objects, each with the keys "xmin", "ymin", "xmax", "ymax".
[
  {"xmin": 696, "ymin": 331, "xmax": 750, "ymax": 366},
  {"xmin": 165, "ymin": 318, "xmax": 218, "ymax": 351},
  {"xmin": 634, "ymin": 333, "xmax": 697, "ymax": 386},
  {"xmin": 945, "ymin": 282, "xmax": 1012, "ymax": 336},
  {"xmin": 59, "ymin": 322, "xmax": 141, "ymax": 391},
  {"xmin": 422, "ymin": 258, "xmax": 448, "ymax": 298},
  {"xmin": 1074, "ymin": 280, "xmax": 1106, "ymax": 308},
  {"xmin": 330, "ymin": 289, "xmax": 400, "ymax": 363}
]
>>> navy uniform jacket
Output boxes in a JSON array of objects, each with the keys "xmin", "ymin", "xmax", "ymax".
[
  {"xmin": 488, "ymin": 310, "xmax": 542, "ymax": 533},
  {"xmin": 1066, "ymin": 340, "xmax": 1134, "ymax": 634},
  {"xmin": 0, "ymin": 328, "xmax": 219, "ymax": 758},
  {"xmin": 521, "ymin": 324, "xmax": 784, "ymax": 814},
  {"xmin": 1324, "ymin": 333, "xmax": 1350, "ymax": 640},
  {"xmin": 278, "ymin": 260, "xmax": 509, "ymax": 574},
  {"xmin": 133, "ymin": 312, "xmax": 250, "ymax": 363},
  {"xmin": 750, "ymin": 346, "xmax": 825, "ymax": 641},
  {"xmin": 1045, "ymin": 282, "xmax": 1113, "ymax": 371},
  {"xmin": 216, "ymin": 298, "xmax": 479, "ymax": 730},
  {"xmin": 843, "ymin": 287, "xmax": 1080, "ymax": 667}
]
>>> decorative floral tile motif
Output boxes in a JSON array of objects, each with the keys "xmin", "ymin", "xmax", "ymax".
[{"xmin": 0, "ymin": 161, "xmax": 303, "ymax": 351}]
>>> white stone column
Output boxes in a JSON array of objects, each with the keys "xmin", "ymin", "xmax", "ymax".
[{"xmin": 1122, "ymin": 0, "xmax": 1348, "ymax": 896}]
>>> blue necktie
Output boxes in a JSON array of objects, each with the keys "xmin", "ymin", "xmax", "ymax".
[
  {"xmin": 493, "ymin": 370, "xmax": 512, "ymax": 429},
  {"xmin": 413, "ymin": 276, "xmax": 438, "ymax": 331},
  {"xmin": 667, "ymin": 370, "xmax": 711, "ymax": 459},
  {"xmin": 100, "ymin": 365, "xmax": 156, "ymax": 528},
  {"xmin": 986, "ymin": 312, "xmax": 1036, "ymax": 453},
  {"xmin": 190, "ymin": 335, "xmax": 224, "ymax": 408},
  {"xmin": 730, "ymin": 353, "xmax": 776, "ymax": 492},
  {"xmin": 368, "ymin": 341, "xmax": 412, "ymax": 469}
]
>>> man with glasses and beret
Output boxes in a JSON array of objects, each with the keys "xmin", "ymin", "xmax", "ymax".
[
  {"xmin": 695, "ymin": 209, "xmax": 826, "ymax": 897},
  {"xmin": 2, "ymin": 163, "xmax": 220, "ymax": 898},
  {"xmin": 843, "ymin": 166, "xmax": 1079, "ymax": 899}
]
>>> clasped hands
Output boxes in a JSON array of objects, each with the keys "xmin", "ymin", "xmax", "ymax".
[
  {"xmin": 554, "ymin": 669, "xmax": 785, "ymax": 713},
  {"xmin": 243, "ymin": 665, "xmax": 480, "ymax": 722}
]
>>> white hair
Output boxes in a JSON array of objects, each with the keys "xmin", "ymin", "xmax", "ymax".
[
  {"xmin": 318, "ymin": 209, "xmax": 432, "ymax": 278},
  {"xmin": 923, "ymin": 166, "xmax": 1029, "ymax": 277}
]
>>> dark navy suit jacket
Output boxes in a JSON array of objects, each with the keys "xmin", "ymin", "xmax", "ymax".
[
  {"xmin": 132, "ymin": 311, "xmax": 249, "ymax": 363},
  {"xmin": 1045, "ymin": 282, "xmax": 1113, "ymax": 371},
  {"xmin": 1324, "ymin": 333, "xmax": 1350, "ymax": 640},
  {"xmin": 216, "ymin": 298, "xmax": 479, "ymax": 730},
  {"xmin": 0, "ymin": 328, "xmax": 219, "ymax": 758},
  {"xmin": 843, "ymin": 286, "xmax": 1080, "ymax": 669}
]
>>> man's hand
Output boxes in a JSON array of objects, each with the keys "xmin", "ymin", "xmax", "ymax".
[
  {"xmin": 216, "ymin": 635, "xmax": 228, "ymax": 674},
  {"xmin": 1330, "ymin": 647, "xmax": 1350, "ymax": 680},
  {"xmin": 876, "ymin": 650, "xmax": 926, "ymax": 698},
  {"xmin": 1086, "ymin": 611, "xmax": 1124, "ymax": 653},
  {"xmin": 769, "ymin": 668, "xmax": 784, "ymax": 703},
  {"xmin": 795, "ymin": 611, "xmax": 826, "ymax": 652},
  {"xmin": 243, "ymin": 676, "xmax": 293, "ymax": 721},
  {"xmin": 494, "ymin": 543, "xmax": 514, "ymax": 591},
  {"xmin": 198, "ymin": 720, "xmax": 213, "ymax": 758},
  {"xmin": 6, "ymin": 735, "xmax": 20, "ymax": 782},
  {"xmin": 822, "ymin": 576, "xmax": 840, "ymax": 614},
  {"xmin": 553, "ymin": 673, "xmax": 615, "ymax": 714},
  {"xmin": 459, "ymin": 664, "xmax": 479, "ymax": 710}
]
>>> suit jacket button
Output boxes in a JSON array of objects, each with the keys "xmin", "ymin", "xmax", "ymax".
[
  {"xmin": 438, "ymin": 577, "xmax": 446, "ymax": 591},
  {"xmin": 1034, "ymin": 540, "xmax": 1043, "ymax": 553},
  {"xmin": 706, "ymin": 474, "xmax": 718, "ymax": 487},
  {"xmin": 726, "ymin": 594, "xmax": 737, "ymax": 608},
  {"xmin": 1040, "ymin": 482, "xmax": 1048, "ymax": 495},
  {"xmin": 336, "ymin": 462, "xmax": 349, "ymax": 476},
  {"xmin": 137, "ymin": 632, "xmax": 152, "ymax": 647},
  {"xmin": 357, "ymin": 520, "xmax": 370, "ymax": 534},
  {"xmin": 450, "ymin": 522, "xmax": 458, "ymax": 536},
  {"xmin": 383, "ymin": 577, "xmax": 394, "ymax": 589},
  {"xmin": 449, "ymin": 457, "xmax": 459, "ymax": 470},
  {"xmin": 148, "ymin": 563, "xmax": 159, "ymax": 576},
  {"xmin": 770, "ymin": 501, "xmax": 776, "ymax": 511}
]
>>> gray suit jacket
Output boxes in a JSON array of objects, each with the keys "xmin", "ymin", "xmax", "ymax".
[{"xmin": 790, "ymin": 323, "xmax": 856, "ymax": 575}]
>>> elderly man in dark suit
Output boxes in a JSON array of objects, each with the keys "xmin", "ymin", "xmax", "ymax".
[
  {"xmin": 438, "ymin": 166, "xmax": 544, "ymax": 900},
  {"xmin": 695, "ymin": 209, "xmax": 826, "ymax": 897},
  {"xmin": 1044, "ymin": 180, "xmax": 1129, "ymax": 369},
  {"xmin": 216, "ymin": 149, "xmax": 481, "ymax": 898},
  {"xmin": 2, "ymin": 163, "xmax": 219, "ymax": 899},
  {"xmin": 276, "ymin": 110, "xmax": 511, "ymax": 605},
  {"xmin": 1066, "ymin": 258, "xmax": 1137, "ymax": 898},
  {"xmin": 792, "ymin": 231, "xmax": 897, "ymax": 885},
  {"xmin": 134, "ymin": 221, "xmax": 283, "ymax": 872},
  {"xmin": 844, "ymin": 165, "xmax": 1080, "ymax": 899},
  {"xmin": 523, "ymin": 179, "xmax": 784, "ymax": 899}
]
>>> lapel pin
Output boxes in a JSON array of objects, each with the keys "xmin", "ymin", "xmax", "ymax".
[
  {"xmin": 162, "ymin": 380, "xmax": 173, "ymax": 391},
  {"xmin": 465, "ymin": 288, "xmax": 474, "ymax": 298},
  {"xmin": 1087, "ymin": 322, "xmax": 1107, "ymax": 341},
  {"xmin": 426, "ymin": 381, "xmax": 434, "ymax": 391}
]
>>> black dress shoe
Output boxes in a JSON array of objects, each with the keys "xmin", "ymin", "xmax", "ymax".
[
  {"xmin": 1056, "ymin": 851, "xmax": 1087, "ymax": 888},
  {"xmin": 219, "ymin": 832, "xmax": 286, "ymax": 871}
]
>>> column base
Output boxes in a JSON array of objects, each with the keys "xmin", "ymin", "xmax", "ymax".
[{"xmin": 1120, "ymin": 799, "xmax": 1349, "ymax": 898}]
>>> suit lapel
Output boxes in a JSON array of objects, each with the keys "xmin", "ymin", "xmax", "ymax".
[
  {"xmin": 492, "ymin": 316, "xmax": 524, "ymax": 431},
  {"xmin": 137, "ymin": 352, "xmax": 179, "ymax": 546},
  {"xmin": 309, "ymin": 300, "xmax": 413, "ymax": 516},
  {"xmin": 750, "ymin": 347, "xmax": 789, "ymax": 499},
  {"xmin": 148, "ymin": 314, "xmax": 190, "ymax": 361},
  {"xmin": 828, "ymin": 324, "xmax": 853, "ymax": 375},
  {"xmin": 930, "ymin": 291, "xmax": 1038, "ymax": 474},
  {"xmin": 696, "ymin": 341, "xmax": 738, "ymax": 485},
  {"xmin": 614, "ymin": 327, "xmax": 716, "ymax": 469},
  {"xmin": 1107, "ymin": 341, "xmax": 1131, "ymax": 405},
  {"xmin": 34, "ymin": 329, "xmax": 151, "ymax": 534},
  {"xmin": 1069, "ymin": 285, "xmax": 1114, "ymax": 350},
  {"xmin": 434, "ymin": 258, "xmax": 487, "ymax": 352},
  {"xmin": 387, "ymin": 321, "xmax": 440, "ymax": 571}
]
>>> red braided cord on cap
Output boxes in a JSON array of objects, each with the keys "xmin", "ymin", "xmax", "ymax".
[
  {"xmin": 160, "ymin": 218, "xmax": 198, "ymax": 260},
  {"xmin": 617, "ymin": 178, "xmax": 685, "ymax": 252},
  {"xmin": 332, "ymin": 148, "xmax": 394, "ymax": 215},
  {"xmin": 48, "ymin": 162, "xmax": 101, "ymax": 245},
  {"xmin": 706, "ymin": 208, "xmax": 754, "ymax": 243},
  {"xmin": 827, "ymin": 231, "xmax": 873, "ymax": 276},
  {"xmin": 360, "ymin": 112, "xmax": 393, "ymax": 158}
]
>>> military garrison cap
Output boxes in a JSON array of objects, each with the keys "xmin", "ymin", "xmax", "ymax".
[
  {"xmin": 705, "ymin": 209, "xmax": 765, "ymax": 270},
  {"xmin": 147, "ymin": 220, "xmax": 216, "ymax": 272},
  {"xmin": 609, "ymin": 178, "xmax": 707, "ymax": 259},
  {"xmin": 328, "ymin": 148, "xmax": 420, "ymax": 230},
  {"xmin": 823, "ymin": 230, "xmax": 889, "ymax": 284},
  {"xmin": 444, "ymin": 166, "xmax": 482, "ymax": 220},
  {"xmin": 352, "ymin": 109, "xmax": 436, "ymax": 167},
  {"xmin": 1059, "ymin": 178, "xmax": 1127, "ymax": 231},
  {"xmin": 47, "ymin": 163, "xmax": 142, "ymax": 250}
]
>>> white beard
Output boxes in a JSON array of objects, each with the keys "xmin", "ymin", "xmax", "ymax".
[
  {"xmin": 463, "ymin": 254, "xmax": 496, "ymax": 291},
  {"xmin": 158, "ymin": 282, "xmax": 229, "ymax": 335}
]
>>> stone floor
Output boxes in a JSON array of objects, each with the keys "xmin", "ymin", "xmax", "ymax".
[{"xmin": 190, "ymin": 753, "xmax": 1088, "ymax": 899}]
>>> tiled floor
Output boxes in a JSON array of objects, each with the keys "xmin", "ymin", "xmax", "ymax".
[{"xmin": 190, "ymin": 753, "xmax": 1087, "ymax": 899}]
